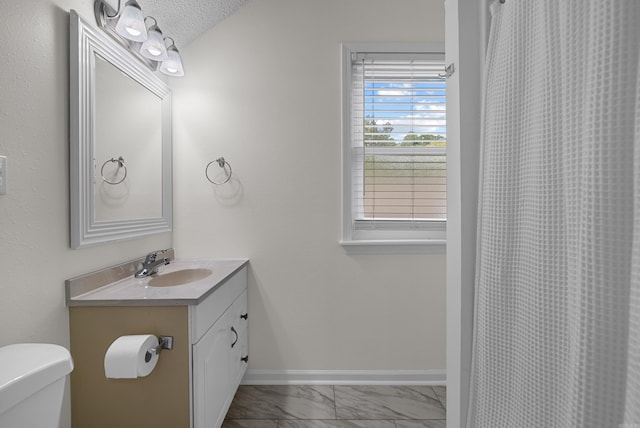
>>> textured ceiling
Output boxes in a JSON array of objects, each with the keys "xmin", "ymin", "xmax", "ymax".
[{"xmin": 105, "ymin": 0, "xmax": 251, "ymax": 47}]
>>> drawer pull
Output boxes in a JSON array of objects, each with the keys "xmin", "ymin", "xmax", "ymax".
[
  {"xmin": 241, "ymin": 355, "xmax": 249, "ymax": 363},
  {"xmin": 230, "ymin": 326, "xmax": 238, "ymax": 348},
  {"xmin": 240, "ymin": 313, "xmax": 248, "ymax": 320}
]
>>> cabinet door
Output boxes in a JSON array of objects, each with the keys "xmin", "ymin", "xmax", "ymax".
[
  {"xmin": 230, "ymin": 290, "xmax": 248, "ymax": 383},
  {"xmin": 193, "ymin": 308, "xmax": 234, "ymax": 428}
]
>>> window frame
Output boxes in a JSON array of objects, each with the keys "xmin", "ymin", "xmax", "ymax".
[{"xmin": 341, "ymin": 43, "xmax": 446, "ymax": 254}]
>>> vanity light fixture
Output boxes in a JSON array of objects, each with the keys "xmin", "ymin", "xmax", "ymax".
[{"xmin": 94, "ymin": 0, "xmax": 185, "ymax": 77}]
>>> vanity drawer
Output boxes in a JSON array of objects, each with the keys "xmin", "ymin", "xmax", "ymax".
[{"xmin": 189, "ymin": 266, "xmax": 247, "ymax": 343}]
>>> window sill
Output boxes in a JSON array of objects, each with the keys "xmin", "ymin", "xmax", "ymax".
[{"xmin": 339, "ymin": 239, "xmax": 446, "ymax": 255}]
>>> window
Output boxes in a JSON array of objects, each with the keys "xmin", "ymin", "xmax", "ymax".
[{"xmin": 341, "ymin": 44, "xmax": 446, "ymax": 253}]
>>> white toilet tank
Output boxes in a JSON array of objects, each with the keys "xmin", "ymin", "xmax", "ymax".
[{"xmin": 0, "ymin": 343, "xmax": 73, "ymax": 428}]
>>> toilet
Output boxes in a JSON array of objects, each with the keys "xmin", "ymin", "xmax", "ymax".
[{"xmin": 0, "ymin": 343, "xmax": 74, "ymax": 428}]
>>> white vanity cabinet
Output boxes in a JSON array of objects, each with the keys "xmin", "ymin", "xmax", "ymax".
[
  {"xmin": 191, "ymin": 267, "xmax": 248, "ymax": 428},
  {"xmin": 67, "ymin": 258, "xmax": 249, "ymax": 428}
]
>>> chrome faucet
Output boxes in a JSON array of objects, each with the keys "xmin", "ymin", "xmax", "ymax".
[{"xmin": 135, "ymin": 249, "xmax": 171, "ymax": 278}]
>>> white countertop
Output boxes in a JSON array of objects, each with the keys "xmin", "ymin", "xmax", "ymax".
[{"xmin": 67, "ymin": 258, "xmax": 249, "ymax": 306}]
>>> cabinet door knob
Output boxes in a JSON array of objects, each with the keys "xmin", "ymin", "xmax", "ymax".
[
  {"xmin": 241, "ymin": 355, "xmax": 249, "ymax": 363},
  {"xmin": 240, "ymin": 313, "xmax": 248, "ymax": 320},
  {"xmin": 230, "ymin": 326, "xmax": 238, "ymax": 348}
]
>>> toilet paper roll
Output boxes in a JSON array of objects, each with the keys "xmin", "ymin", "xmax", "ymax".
[{"xmin": 104, "ymin": 335, "xmax": 159, "ymax": 379}]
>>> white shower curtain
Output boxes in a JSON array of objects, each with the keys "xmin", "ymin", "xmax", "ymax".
[{"xmin": 468, "ymin": 1, "xmax": 640, "ymax": 426}]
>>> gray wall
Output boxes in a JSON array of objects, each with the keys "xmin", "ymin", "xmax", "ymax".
[
  {"xmin": 0, "ymin": 3, "xmax": 171, "ymax": 426},
  {"xmin": 0, "ymin": 1, "xmax": 447, "ymax": 426},
  {"xmin": 172, "ymin": 0, "xmax": 447, "ymax": 373}
]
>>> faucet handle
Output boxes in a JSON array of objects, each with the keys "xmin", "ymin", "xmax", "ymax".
[
  {"xmin": 144, "ymin": 249, "xmax": 169, "ymax": 263},
  {"xmin": 135, "ymin": 249, "xmax": 172, "ymax": 278}
]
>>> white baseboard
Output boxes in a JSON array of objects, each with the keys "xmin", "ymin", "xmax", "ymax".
[{"xmin": 241, "ymin": 370, "xmax": 446, "ymax": 386}]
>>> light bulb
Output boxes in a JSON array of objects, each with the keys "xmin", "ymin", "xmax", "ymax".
[
  {"xmin": 160, "ymin": 45, "xmax": 185, "ymax": 77},
  {"xmin": 140, "ymin": 26, "xmax": 168, "ymax": 61},
  {"xmin": 114, "ymin": 1, "xmax": 147, "ymax": 42}
]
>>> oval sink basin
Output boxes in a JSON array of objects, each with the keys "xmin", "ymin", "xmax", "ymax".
[{"xmin": 147, "ymin": 268, "xmax": 213, "ymax": 287}]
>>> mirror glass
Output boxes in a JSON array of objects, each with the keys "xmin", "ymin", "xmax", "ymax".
[
  {"xmin": 94, "ymin": 54, "xmax": 163, "ymax": 221},
  {"xmin": 70, "ymin": 10, "xmax": 172, "ymax": 248}
]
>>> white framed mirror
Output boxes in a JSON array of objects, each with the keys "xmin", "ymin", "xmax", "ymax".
[{"xmin": 69, "ymin": 10, "xmax": 172, "ymax": 249}]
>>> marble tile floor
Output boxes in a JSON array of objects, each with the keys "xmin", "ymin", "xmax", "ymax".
[{"xmin": 222, "ymin": 385, "xmax": 446, "ymax": 428}]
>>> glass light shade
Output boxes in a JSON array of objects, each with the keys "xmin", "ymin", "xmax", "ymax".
[
  {"xmin": 160, "ymin": 46, "xmax": 185, "ymax": 77},
  {"xmin": 140, "ymin": 26, "xmax": 168, "ymax": 61},
  {"xmin": 114, "ymin": 1, "xmax": 147, "ymax": 42}
]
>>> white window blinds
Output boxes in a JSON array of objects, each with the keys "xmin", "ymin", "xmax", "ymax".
[{"xmin": 350, "ymin": 53, "xmax": 446, "ymax": 227}]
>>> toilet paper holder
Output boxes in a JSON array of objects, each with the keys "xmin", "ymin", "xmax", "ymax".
[{"xmin": 144, "ymin": 336, "xmax": 173, "ymax": 363}]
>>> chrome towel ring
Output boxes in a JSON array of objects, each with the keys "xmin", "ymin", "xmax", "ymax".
[
  {"xmin": 205, "ymin": 157, "xmax": 232, "ymax": 185},
  {"xmin": 101, "ymin": 156, "xmax": 127, "ymax": 185}
]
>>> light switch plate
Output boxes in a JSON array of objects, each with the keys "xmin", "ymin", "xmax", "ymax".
[{"xmin": 0, "ymin": 156, "xmax": 6, "ymax": 195}]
